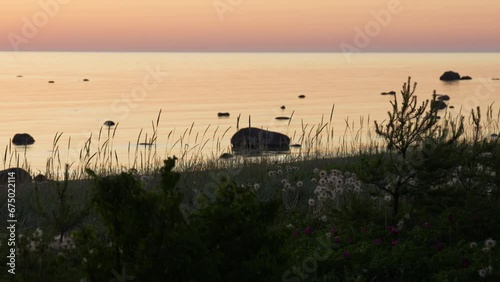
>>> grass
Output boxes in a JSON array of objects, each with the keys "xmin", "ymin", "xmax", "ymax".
[{"xmin": 1, "ymin": 96, "xmax": 500, "ymax": 281}]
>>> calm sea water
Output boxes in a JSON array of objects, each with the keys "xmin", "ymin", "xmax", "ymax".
[{"xmin": 1, "ymin": 52, "xmax": 499, "ymax": 173}]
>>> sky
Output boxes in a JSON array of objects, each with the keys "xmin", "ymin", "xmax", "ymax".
[{"xmin": 1, "ymin": 0, "xmax": 499, "ymax": 52}]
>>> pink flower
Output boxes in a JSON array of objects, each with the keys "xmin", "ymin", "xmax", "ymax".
[
  {"xmin": 434, "ymin": 242, "xmax": 445, "ymax": 251},
  {"xmin": 305, "ymin": 227, "xmax": 312, "ymax": 236},
  {"xmin": 391, "ymin": 240, "xmax": 399, "ymax": 246},
  {"xmin": 373, "ymin": 238, "xmax": 382, "ymax": 245},
  {"xmin": 461, "ymin": 258, "xmax": 471, "ymax": 269},
  {"xmin": 388, "ymin": 225, "xmax": 400, "ymax": 234},
  {"xmin": 330, "ymin": 227, "xmax": 338, "ymax": 236},
  {"xmin": 293, "ymin": 230, "xmax": 300, "ymax": 238},
  {"xmin": 334, "ymin": 236, "xmax": 341, "ymax": 243},
  {"xmin": 342, "ymin": 251, "xmax": 350, "ymax": 258},
  {"xmin": 423, "ymin": 222, "xmax": 429, "ymax": 228}
]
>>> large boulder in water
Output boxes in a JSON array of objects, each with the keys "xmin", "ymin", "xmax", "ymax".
[
  {"xmin": 12, "ymin": 133, "xmax": 35, "ymax": 145},
  {"xmin": 440, "ymin": 71, "xmax": 461, "ymax": 81},
  {"xmin": 0, "ymin": 167, "xmax": 32, "ymax": 185},
  {"xmin": 231, "ymin": 127, "xmax": 290, "ymax": 152}
]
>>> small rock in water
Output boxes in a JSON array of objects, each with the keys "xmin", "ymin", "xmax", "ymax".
[
  {"xmin": 290, "ymin": 144, "xmax": 301, "ymax": 148},
  {"xmin": 83, "ymin": 78, "xmax": 89, "ymax": 82},
  {"xmin": 449, "ymin": 105, "xmax": 455, "ymax": 109},
  {"xmin": 12, "ymin": 133, "xmax": 35, "ymax": 145},
  {"xmin": 437, "ymin": 94, "xmax": 450, "ymax": 101},
  {"xmin": 460, "ymin": 76, "xmax": 472, "ymax": 80},
  {"xmin": 217, "ymin": 112, "xmax": 230, "ymax": 117},
  {"xmin": 275, "ymin": 116, "xmax": 290, "ymax": 120},
  {"xmin": 298, "ymin": 95, "xmax": 306, "ymax": 99},
  {"xmin": 17, "ymin": 75, "xmax": 23, "ymax": 78},
  {"xmin": 48, "ymin": 80, "xmax": 55, "ymax": 83},
  {"xmin": 281, "ymin": 105, "xmax": 286, "ymax": 110},
  {"xmin": 104, "ymin": 120, "xmax": 115, "ymax": 126}
]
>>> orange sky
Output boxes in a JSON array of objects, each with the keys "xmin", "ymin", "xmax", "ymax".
[{"xmin": 1, "ymin": 0, "xmax": 499, "ymax": 51}]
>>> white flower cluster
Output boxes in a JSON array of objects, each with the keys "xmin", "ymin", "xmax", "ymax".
[{"xmin": 309, "ymin": 168, "xmax": 363, "ymax": 215}]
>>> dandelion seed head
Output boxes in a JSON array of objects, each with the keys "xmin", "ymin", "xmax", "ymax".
[
  {"xmin": 296, "ymin": 181, "xmax": 303, "ymax": 188},
  {"xmin": 485, "ymin": 238, "xmax": 496, "ymax": 248}
]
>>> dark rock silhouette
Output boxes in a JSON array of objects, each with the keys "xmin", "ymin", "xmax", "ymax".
[
  {"xmin": 437, "ymin": 95, "xmax": 450, "ymax": 101},
  {"xmin": 83, "ymin": 78, "xmax": 89, "ymax": 82},
  {"xmin": 431, "ymin": 100, "xmax": 447, "ymax": 110},
  {"xmin": 217, "ymin": 112, "xmax": 230, "ymax": 117},
  {"xmin": 219, "ymin": 153, "xmax": 234, "ymax": 159},
  {"xmin": 231, "ymin": 127, "xmax": 290, "ymax": 152},
  {"xmin": 298, "ymin": 95, "xmax": 306, "ymax": 99},
  {"xmin": 104, "ymin": 120, "xmax": 115, "ymax": 126},
  {"xmin": 460, "ymin": 76, "xmax": 472, "ymax": 80},
  {"xmin": 17, "ymin": 75, "xmax": 23, "ymax": 78},
  {"xmin": 290, "ymin": 144, "xmax": 302, "ymax": 148},
  {"xmin": 275, "ymin": 116, "xmax": 290, "ymax": 120},
  {"xmin": 281, "ymin": 105, "xmax": 286, "ymax": 110},
  {"xmin": 449, "ymin": 105, "xmax": 455, "ymax": 109},
  {"xmin": 0, "ymin": 168, "xmax": 32, "ymax": 185},
  {"xmin": 439, "ymin": 71, "xmax": 461, "ymax": 81},
  {"xmin": 381, "ymin": 91, "xmax": 396, "ymax": 95},
  {"xmin": 12, "ymin": 133, "xmax": 35, "ymax": 145},
  {"xmin": 34, "ymin": 174, "xmax": 47, "ymax": 182},
  {"xmin": 48, "ymin": 80, "xmax": 55, "ymax": 83}
]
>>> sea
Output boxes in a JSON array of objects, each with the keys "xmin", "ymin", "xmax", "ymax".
[{"xmin": 1, "ymin": 52, "xmax": 499, "ymax": 174}]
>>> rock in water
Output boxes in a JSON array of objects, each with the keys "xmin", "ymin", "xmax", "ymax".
[
  {"xmin": 439, "ymin": 71, "xmax": 461, "ymax": 81},
  {"xmin": 217, "ymin": 112, "xmax": 230, "ymax": 117},
  {"xmin": 104, "ymin": 120, "xmax": 115, "ymax": 126},
  {"xmin": 231, "ymin": 127, "xmax": 290, "ymax": 152},
  {"xmin": 12, "ymin": 133, "xmax": 35, "ymax": 145},
  {"xmin": 0, "ymin": 168, "xmax": 32, "ymax": 185}
]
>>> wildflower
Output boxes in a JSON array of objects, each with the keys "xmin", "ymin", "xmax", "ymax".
[
  {"xmin": 325, "ymin": 233, "xmax": 331, "ymax": 238},
  {"xmin": 373, "ymin": 238, "xmax": 382, "ymax": 245},
  {"xmin": 275, "ymin": 165, "xmax": 282, "ymax": 170},
  {"xmin": 330, "ymin": 227, "xmax": 338, "ymax": 235},
  {"xmin": 321, "ymin": 215, "xmax": 327, "ymax": 222},
  {"xmin": 253, "ymin": 183, "xmax": 260, "ymax": 190},
  {"xmin": 334, "ymin": 237, "xmax": 341, "ymax": 243},
  {"xmin": 319, "ymin": 178, "xmax": 327, "ymax": 186},
  {"xmin": 286, "ymin": 166, "xmax": 293, "ymax": 172},
  {"xmin": 313, "ymin": 168, "xmax": 319, "ymax": 174},
  {"xmin": 33, "ymin": 228, "xmax": 43, "ymax": 239},
  {"xmin": 469, "ymin": 242, "xmax": 477, "ymax": 248},
  {"xmin": 491, "ymin": 171, "xmax": 496, "ymax": 177},
  {"xmin": 284, "ymin": 183, "xmax": 291, "ymax": 189},
  {"xmin": 397, "ymin": 220, "xmax": 404, "ymax": 230},
  {"xmin": 391, "ymin": 240, "xmax": 399, "ymax": 246},
  {"xmin": 342, "ymin": 251, "xmax": 350, "ymax": 258},
  {"xmin": 308, "ymin": 199, "xmax": 315, "ymax": 206},
  {"xmin": 482, "ymin": 246, "xmax": 491, "ymax": 253},
  {"xmin": 404, "ymin": 213, "xmax": 410, "ymax": 220},
  {"xmin": 305, "ymin": 227, "xmax": 312, "ymax": 236},
  {"xmin": 423, "ymin": 222, "xmax": 430, "ymax": 228},
  {"xmin": 434, "ymin": 242, "xmax": 445, "ymax": 251},
  {"xmin": 281, "ymin": 179, "xmax": 287, "ymax": 184},
  {"xmin": 290, "ymin": 186, "xmax": 296, "ymax": 191},
  {"xmin": 268, "ymin": 171, "xmax": 276, "ymax": 177},
  {"xmin": 311, "ymin": 178, "xmax": 317, "ymax": 184},
  {"xmin": 388, "ymin": 226, "xmax": 399, "ymax": 234},
  {"xmin": 296, "ymin": 181, "xmax": 303, "ymax": 188},
  {"xmin": 319, "ymin": 170, "xmax": 327, "ymax": 178},
  {"xmin": 478, "ymin": 266, "xmax": 493, "ymax": 278},
  {"xmin": 384, "ymin": 195, "xmax": 391, "ymax": 202},
  {"xmin": 485, "ymin": 238, "xmax": 496, "ymax": 248},
  {"xmin": 293, "ymin": 230, "xmax": 300, "ymax": 238},
  {"xmin": 461, "ymin": 258, "xmax": 471, "ymax": 269},
  {"xmin": 277, "ymin": 170, "xmax": 283, "ymax": 175}
]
